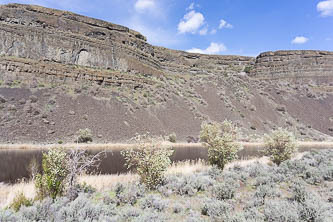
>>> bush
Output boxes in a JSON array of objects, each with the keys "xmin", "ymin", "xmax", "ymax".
[
  {"xmin": 115, "ymin": 183, "xmax": 146, "ymax": 206},
  {"xmin": 9, "ymin": 192, "xmax": 33, "ymax": 212},
  {"xmin": 213, "ymin": 181, "xmax": 237, "ymax": 200},
  {"xmin": 298, "ymin": 201, "xmax": 333, "ymax": 222},
  {"xmin": 76, "ymin": 128, "xmax": 93, "ymax": 143},
  {"xmin": 200, "ymin": 120, "xmax": 242, "ymax": 170},
  {"xmin": 161, "ymin": 174, "xmax": 213, "ymax": 196},
  {"xmin": 132, "ymin": 211, "xmax": 168, "ymax": 222},
  {"xmin": 172, "ymin": 203, "xmax": 184, "ymax": 214},
  {"xmin": 263, "ymin": 200, "xmax": 299, "ymax": 222},
  {"xmin": 263, "ymin": 128, "xmax": 297, "ymax": 165},
  {"xmin": 140, "ymin": 195, "xmax": 168, "ymax": 212},
  {"xmin": 168, "ymin": 133, "xmax": 177, "ymax": 143},
  {"xmin": 35, "ymin": 146, "xmax": 103, "ymax": 200},
  {"xmin": 35, "ymin": 148, "xmax": 69, "ymax": 199},
  {"xmin": 56, "ymin": 194, "xmax": 116, "ymax": 221},
  {"xmin": 121, "ymin": 134, "xmax": 174, "ymax": 190},
  {"xmin": 201, "ymin": 199, "xmax": 232, "ymax": 217},
  {"xmin": 243, "ymin": 66, "xmax": 253, "ymax": 74},
  {"xmin": 119, "ymin": 206, "xmax": 141, "ymax": 220}
]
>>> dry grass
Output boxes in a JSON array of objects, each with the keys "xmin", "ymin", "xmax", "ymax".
[
  {"xmin": 0, "ymin": 150, "xmax": 314, "ymax": 209},
  {"xmin": 167, "ymin": 159, "xmax": 208, "ymax": 175},
  {"xmin": 0, "ymin": 160, "xmax": 207, "ymax": 208},
  {"xmin": 225, "ymin": 151, "xmax": 307, "ymax": 169},
  {"xmin": 79, "ymin": 159, "xmax": 208, "ymax": 191},
  {"xmin": 0, "ymin": 180, "xmax": 35, "ymax": 209},
  {"xmin": 0, "ymin": 155, "xmax": 276, "ymax": 209},
  {"xmin": 79, "ymin": 173, "xmax": 139, "ymax": 192}
]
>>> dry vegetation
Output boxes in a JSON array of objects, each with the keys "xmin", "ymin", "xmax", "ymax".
[
  {"xmin": 0, "ymin": 160, "xmax": 208, "ymax": 208},
  {"xmin": 1, "ymin": 127, "xmax": 333, "ymax": 221},
  {"xmin": 1, "ymin": 149, "xmax": 332, "ymax": 221}
]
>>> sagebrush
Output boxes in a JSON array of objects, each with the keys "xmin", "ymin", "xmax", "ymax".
[{"xmin": 2, "ymin": 149, "xmax": 333, "ymax": 221}]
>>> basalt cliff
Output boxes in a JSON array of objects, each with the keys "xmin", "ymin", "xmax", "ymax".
[{"xmin": 1, "ymin": 3, "xmax": 333, "ymax": 143}]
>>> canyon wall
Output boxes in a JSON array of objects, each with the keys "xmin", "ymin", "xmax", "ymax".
[
  {"xmin": 0, "ymin": 3, "xmax": 254, "ymax": 77},
  {"xmin": 0, "ymin": 3, "xmax": 333, "ymax": 143},
  {"xmin": 1, "ymin": 4, "xmax": 333, "ymax": 81},
  {"xmin": 251, "ymin": 50, "xmax": 333, "ymax": 79}
]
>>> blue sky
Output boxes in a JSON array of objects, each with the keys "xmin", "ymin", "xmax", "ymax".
[{"xmin": 0, "ymin": 0, "xmax": 333, "ymax": 56}]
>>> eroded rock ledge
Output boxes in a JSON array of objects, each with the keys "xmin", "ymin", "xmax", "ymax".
[{"xmin": 252, "ymin": 50, "xmax": 333, "ymax": 79}]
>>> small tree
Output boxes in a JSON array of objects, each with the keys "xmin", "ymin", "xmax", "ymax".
[
  {"xmin": 263, "ymin": 128, "xmax": 297, "ymax": 165},
  {"xmin": 34, "ymin": 147, "xmax": 104, "ymax": 200},
  {"xmin": 35, "ymin": 148, "xmax": 68, "ymax": 199},
  {"xmin": 200, "ymin": 120, "xmax": 242, "ymax": 170},
  {"xmin": 121, "ymin": 133, "xmax": 174, "ymax": 190},
  {"xmin": 66, "ymin": 149, "xmax": 105, "ymax": 200}
]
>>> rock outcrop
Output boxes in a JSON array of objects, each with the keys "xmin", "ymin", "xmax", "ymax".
[
  {"xmin": 251, "ymin": 50, "xmax": 333, "ymax": 79},
  {"xmin": 0, "ymin": 3, "xmax": 253, "ymax": 77}
]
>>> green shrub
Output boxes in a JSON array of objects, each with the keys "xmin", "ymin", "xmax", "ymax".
[
  {"xmin": 243, "ymin": 66, "xmax": 253, "ymax": 74},
  {"xmin": 168, "ymin": 133, "xmax": 177, "ymax": 143},
  {"xmin": 9, "ymin": 192, "xmax": 32, "ymax": 212},
  {"xmin": 121, "ymin": 134, "xmax": 174, "ymax": 190},
  {"xmin": 200, "ymin": 120, "xmax": 242, "ymax": 170},
  {"xmin": 263, "ymin": 128, "xmax": 297, "ymax": 165},
  {"xmin": 35, "ymin": 148, "xmax": 69, "ymax": 199},
  {"xmin": 76, "ymin": 128, "xmax": 93, "ymax": 143}
]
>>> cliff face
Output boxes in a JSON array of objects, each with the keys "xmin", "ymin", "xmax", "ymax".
[
  {"xmin": 0, "ymin": 4, "xmax": 253, "ymax": 77},
  {"xmin": 0, "ymin": 3, "xmax": 333, "ymax": 143},
  {"xmin": 252, "ymin": 50, "xmax": 333, "ymax": 79},
  {"xmin": 0, "ymin": 4, "xmax": 161, "ymax": 74}
]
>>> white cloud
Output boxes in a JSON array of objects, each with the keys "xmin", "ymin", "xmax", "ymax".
[
  {"xmin": 317, "ymin": 0, "xmax": 333, "ymax": 16},
  {"xmin": 135, "ymin": 0, "xmax": 155, "ymax": 12},
  {"xmin": 291, "ymin": 36, "xmax": 309, "ymax": 44},
  {"xmin": 210, "ymin": 29, "xmax": 217, "ymax": 35},
  {"xmin": 219, "ymin": 19, "xmax": 233, "ymax": 29},
  {"xmin": 186, "ymin": 42, "xmax": 227, "ymax": 54},
  {"xmin": 178, "ymin": 10, "xmax": 205, "ymax": 34}
]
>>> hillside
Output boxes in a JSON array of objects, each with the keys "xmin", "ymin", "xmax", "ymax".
[{"xmin": 0, "ymin": 3, "xmax": 333, "ymax": 143}]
